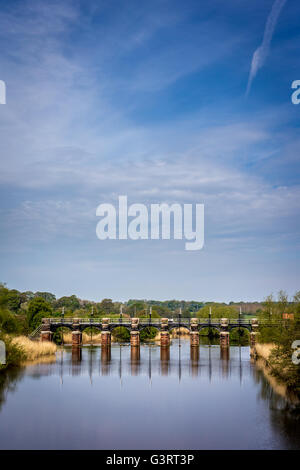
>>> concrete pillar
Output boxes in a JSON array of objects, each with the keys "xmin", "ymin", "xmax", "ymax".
[
  {"xmin": 41, "ymin": 330, "xmax": 53, "ymax": 342},
  {"xmin": 161, "ymin": 318, "xmax": 169, "ymax": 330},
  {"xmin": 190, "ymin": 331, "xmax": 199, "ymax": 346},
  {"xmin": 130, "ymin": 330, "xmax": 140, "ymax": 346},
  {"xmin": 72, "ymin": 330, "xmax": 82, "ymax": 346},
  {"xmin": 220, "ymin": 331, "xmax": 229, "ymax": 348},
  {"xmin": 190, "ymin": 318, "xmax": 198, "ymax": 331},
  {"xmin": 101, "ymin": 330, "xmax": 111, "ymax": 346},
  {"xmin": 160, "ymin": 331, "xmax": 170, "ymax": 347}
]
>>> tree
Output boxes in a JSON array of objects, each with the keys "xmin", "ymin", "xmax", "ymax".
[
  {"xmin": 99, "ymin": 299, "xmax": 114, "ymax": 315},
  {"xmin": 277, "ymin": 290, "xmax": 289, "ymax": 315},
  {"xmin": 27, "ymin": 297, "xmax": 52, "ymax": 329},
  {"xmin": 34, "ymin": 292, "xmax": 56, "ymax": 304},
  {"xmin": 262, "ymin": 294, "xmax": 275, "ymax": 319},
  {"xmin": 55, "ymin": 295, "xmax": 80, "ymax": 312},
  {"xmin": 6, "ymin": 289, "xmax": 21, "ymax": 313}
]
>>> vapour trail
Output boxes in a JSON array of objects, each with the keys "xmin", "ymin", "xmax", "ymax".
[{"xmin": 246, "ymin": 0, "xmax": 287, "ymax": 96}]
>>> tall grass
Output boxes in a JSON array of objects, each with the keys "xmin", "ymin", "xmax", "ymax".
[
  {"xmin": 255, "ymin": 343, "xmax": 275, "ymax": 363},
  {"xmin": 12, "ymin": 336, "xmax": 57, "ymax": 361},
  {"xmin": 62, "ymin": 332, "xmax": 102, "ymax": 344}
]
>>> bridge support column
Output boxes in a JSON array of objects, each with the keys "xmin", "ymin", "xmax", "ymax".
[
  {"xmin": 130, "ymin": 330, "xmax": 140, "ymax": 346},
  {"xmin": 250, "ymin": 318, "xmax": 259, "ymax": 356},
  {"xmin": 41, "ymin": 319, "xmax": 53, "ymax": 342},
  {"xmin": 160, "ymin": 331, "xmax": 170, "ymax": 347},
  {"xmin": 72, "ymin": 330, "xmax": 82, "ymax": 346},
  {"xmin": 250, "ymin": 332, "xmax": 258, "ymax": 348},
  {"xmin": 190, "ymin": 331, "xmax": 199, "ymax": 346},
  {"xmin": 101, "ymin": 330, "xmax": 111, "ymax": 346},
  {"xmin": 41, "ymin": 330, "xmax": 53, "ymax": 342},
  {"xmin": 220, "ymin": 318, "xmax": 229, "ymax": 348}
]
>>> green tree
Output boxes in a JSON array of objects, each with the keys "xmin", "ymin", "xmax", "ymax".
[
  {"xmin": 34, "ymin": 292, "xmax": 56, "ymax": 304},
  {"xmin": 55, "ymin": 295, "xmax": 80, "ymax": 312},
  {"xmin": 27, "ymin": 297, "xmax": 52, "ymax": 330},
  {"xmin": 99, "ymin": 298, "xmax": 114, "ymax": 315}
]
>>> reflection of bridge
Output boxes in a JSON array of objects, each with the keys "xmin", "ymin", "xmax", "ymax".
[
  {"xmin": 59, "ymin": 342, "xmax": 244, "ymax": 383},
  {"xmin": 39, "ymin": 317, "xmax": 260, "ymax": 350}
]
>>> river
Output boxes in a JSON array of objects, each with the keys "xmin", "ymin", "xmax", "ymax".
[{"xmin": 0, "ymin": 339, "xmax": 299, "ymax": 449}]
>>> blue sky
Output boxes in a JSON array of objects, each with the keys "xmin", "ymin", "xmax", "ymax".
[{"xmin": 0, "ymin": 0, "xmax": 299, "ymax": 302}]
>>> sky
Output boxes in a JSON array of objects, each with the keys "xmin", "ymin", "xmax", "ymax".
[{"xmin": 0, "ymin": 0, "xmax": 299, "ymax": 303}]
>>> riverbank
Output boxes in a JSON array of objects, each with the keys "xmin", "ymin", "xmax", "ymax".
[{"xmin": 254, "ymin": 342, "xmax": 300, "ymax": 402}]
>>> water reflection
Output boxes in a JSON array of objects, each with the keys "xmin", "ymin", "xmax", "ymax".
[{"xmin": 0, "ymin": 340, "xmax": 299, "ymax": 450}]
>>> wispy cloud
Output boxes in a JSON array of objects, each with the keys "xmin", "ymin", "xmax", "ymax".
[{"xmin": 246, "ymin": 0, "xmax": 287, "ymax": 96}]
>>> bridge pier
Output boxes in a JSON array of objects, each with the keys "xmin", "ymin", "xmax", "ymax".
[
  {"xmin": 190, "ymin": 331, "xmax": 199, "ymax": 346},
  {"xmin": 72, "ymin": 330, "xmax": 82, "ymax": 346},
  {"xmin": 250, "ymin": 318, "xmax": 259, "ymax": 354},
  {"xmin": 220, "ymin": 318, "xmax": 229, "ymax": 348},
  {"xmin": 41, "ymin": 319, "xmax": 53, "ymax": 342},
  {"xmin": 160, "ymin": 331, "xmax": 170, "ymax": 347},
  {"xmin": 41, "ymin": 330, "xmax": 53, "ymax": 342},
  {"xmin": 130, "ymin": 330, "xmax": 140, "ymax": 346},
  {"xmin": 101, "ymin": 331, "xmax": 111, "ymax": 346}
]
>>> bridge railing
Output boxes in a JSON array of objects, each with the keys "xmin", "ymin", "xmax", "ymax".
[{"xmin": 45, "ymin": 317, "xmax": 256, "ymax": 326}]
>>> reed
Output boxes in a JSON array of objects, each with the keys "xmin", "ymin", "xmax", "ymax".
[
  {"xmin": 12, "ymin": 336, "xmax": 57, "ymax": 361},
  {"xmin": 255, "ymin": 343, "xmax": 275, "ymax": 363}
]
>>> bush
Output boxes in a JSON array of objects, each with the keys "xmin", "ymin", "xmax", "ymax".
[
  {"xmin": 0, "ymin": 308, "xmax": 20, "ymax": 334},
  {"xmin": 0, "ymin": 334, "xmax": 25, "ymax": 371}
]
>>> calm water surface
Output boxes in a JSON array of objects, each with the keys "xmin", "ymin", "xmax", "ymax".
[{"xmin": 0, "ymin": 339, "xmax": 299, "ymax": 449}]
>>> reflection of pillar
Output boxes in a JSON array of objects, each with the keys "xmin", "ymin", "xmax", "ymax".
[
  {"xmin": 190, "ymin": 331, "xmax": 199, "ymax": 346},
  {"xmin": 101, "ymin": 331, "xmax": 111, "ymax": 346},
  {"xmin": 220, "ymin": 346, "xmax": 230, "ymax": 377},
  {"xmin": 220, "ymin": 332, "xmax": 229, "ymax": 348},
  {"xmin": 72, "ymin": 346, "xmax": 82, "ymax": 362},
  {"xmin": 72, "ymin": 330, "xmax": 82, "ymax": 346},
  {"xmin": 130, "ymin": 330, "xmax": 140, "ymax": 346},
  {"xmin": 160, "ymin": 346, "xmax": 170, "ymax": 376},
  {"xmin": 190, "ymin": 346, "xmax": 199, "ymax": 377},
  {"xmin": 130, "ymin": 346, "xmax": 140, "ymax": 376},
  {"xmin": 101, "ymin": 346, "xmax": 111, "ymax": 375},
  {"xmin": 160, "ymin": 331, "xmax": 170, "ymax": 347}
]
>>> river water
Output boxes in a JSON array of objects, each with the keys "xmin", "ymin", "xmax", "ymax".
[{"xmin": 0, "ymin": 339, "xmax": 299, "ymax": 450}]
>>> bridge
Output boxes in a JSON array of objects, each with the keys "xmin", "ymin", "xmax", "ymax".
[{"xmin": 38, "ymin": 316, "xmax": 261, "ymax": 349}]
